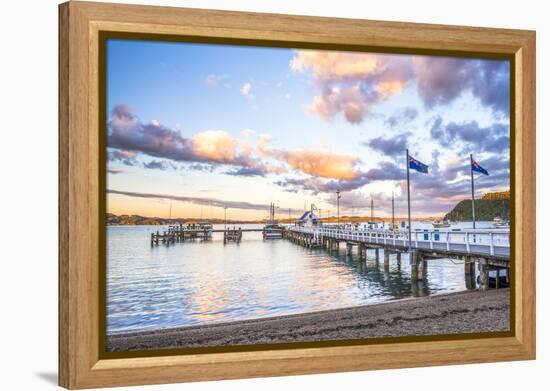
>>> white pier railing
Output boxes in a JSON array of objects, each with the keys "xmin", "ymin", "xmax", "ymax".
[{"xmin": 288, "ymin": 226, "xmax": 510, "ymax": 259}]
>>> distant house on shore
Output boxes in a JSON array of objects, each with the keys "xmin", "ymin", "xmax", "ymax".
[{"xmin": 296, "ymin": 211, "xmax": 319, "ymax": 227}]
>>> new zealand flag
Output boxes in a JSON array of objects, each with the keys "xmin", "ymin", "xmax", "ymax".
[
  {"xmin": 409, "ymin": 155, "xmax": 429, "ymax": 174},
  {"xmin": 471, "ymin": 159, "xmax": 489, "ymax": 175}
]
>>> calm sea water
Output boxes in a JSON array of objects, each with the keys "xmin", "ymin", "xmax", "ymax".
[{"xmin": 106, "ymin": 222, "xmax": 493, "ymax": 334}]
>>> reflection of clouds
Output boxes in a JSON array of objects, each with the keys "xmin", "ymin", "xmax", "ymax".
[
  {"xmin": 288, "ymin": 252, "xmax": 362, "ymax": 311},
  {"xmin": 107, "ymin": 227, "xmax": 474, "ymax": 333},
  {"xmin": 188, "ymin": 284, "xmax": 230, "ymax": 323}
]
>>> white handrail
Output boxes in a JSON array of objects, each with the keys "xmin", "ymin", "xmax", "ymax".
[{"xmin": 287, "ymin": 225, "xmax": 510, "ymax": 253}]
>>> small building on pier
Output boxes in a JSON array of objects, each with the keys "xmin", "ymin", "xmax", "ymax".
[{"xmin": 296, "ymin": 211, "xmax": 319, "ymax": 227}]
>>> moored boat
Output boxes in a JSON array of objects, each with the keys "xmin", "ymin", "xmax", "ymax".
[
  {"xmin": 492, "ymin": 217, "xmax": 509, "ymax": 229},
  {"xmin": 263, "ymin": 202, "xmax": 283, "ymax": 239},
  {"xmin": 262, "ymin": 223, "xmax": 284, "ymax": 239},
  {"xmin": 432, "ymin": 220, "xmax": 452, "ymax": 228}
]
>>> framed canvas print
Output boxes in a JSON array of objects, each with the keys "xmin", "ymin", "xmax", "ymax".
[{"xmin": 59, "ymin": 1, "xmax": 536, "ymax": 389}]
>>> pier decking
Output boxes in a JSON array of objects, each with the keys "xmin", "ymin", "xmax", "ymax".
[{"xmin": 287, "ymin": 226, "xmax": 509, "ymax": 259}]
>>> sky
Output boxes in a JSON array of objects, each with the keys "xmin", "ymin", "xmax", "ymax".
[{"xmin": 106, "ymin": 39, "xmax": 510, "ymax": 221}]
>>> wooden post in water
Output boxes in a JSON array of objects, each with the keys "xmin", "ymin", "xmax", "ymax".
[
  {"xmin": 396, "ymin": 252, "xmax": 401, "ymax": 270},
  {"xmin": 411, "ymin": 250, "xmax": 419, "ymax": 282},
  {"xmin": 383, "ymin": 249, "xmax": 390, "ymax": 273},
  {"xmin": 479, "ymin": 258, "xmax": 489, "ymax": 290},
  {"xmin": 358, "ymin": 244, "xmax": 364, "ymax": 260},
  {"xmin": 418, "ymin": 256, "xmax": 427, "ymax": 280},
  {"xmin": 464, "ymin": 256, "xmax": 476, "ymax": 289}
]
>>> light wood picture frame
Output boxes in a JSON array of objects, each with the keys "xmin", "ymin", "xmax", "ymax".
[{"xmin": 59, "ymin": 1, "xmax": 536, "ymax": 389}]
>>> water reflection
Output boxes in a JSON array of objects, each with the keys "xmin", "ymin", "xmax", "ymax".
[{"xmin": 107, "ymin": 225, "xmax": 471, "ymax": 334}]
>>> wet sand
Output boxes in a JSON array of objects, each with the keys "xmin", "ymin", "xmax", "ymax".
[{"xmin": 106, "ymin": 288, "xmax": 510, "ymax": 352}]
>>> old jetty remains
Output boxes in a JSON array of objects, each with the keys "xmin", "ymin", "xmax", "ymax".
[
  {"xmin": 150, "ymin": 223, "xmax": 213, "ymax": 245},
  {"xmin": 150, "ymin": 224, "xmax": 255, "ymax": 246},
  {"xmin": 223, "ymin": 228, "xmax": 242, "ymax": 244}
]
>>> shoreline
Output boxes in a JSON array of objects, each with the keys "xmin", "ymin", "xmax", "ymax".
[{"xmin": 106, "ymin": 289, "xmax": 510, "ymax": 352}]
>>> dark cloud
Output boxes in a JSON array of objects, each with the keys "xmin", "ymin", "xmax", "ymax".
[
  {"xmin": 186, "ymin": 163, "xmax": 216, "ymax": 172},
  {"xmin": 224, "ymin": 167, "xmax": 265, "ymax": 177},
  {"xmin": 471, "ymin": 60, "xmax": 510, "ymax": 117},
  {"xmin": 107, "ymin": 168, "xmax": 124, "ymax": 175},
  {"xmin": 107, "ymin": 148, "xmax": 138, "ymax": 166},
  {"xmin": 365, "ymin": 133, "xmax": 410, "ymax": 158},
  {"xmin": 385, "ymin": 107, "xmax": 418, "ymax": 129},
  {"xmin": 415, "ymin": 57, "xmax": 509, "ymax": 116},
  {"xmin": 481, "ymin": 154, "xmax": 510, "ymax": 173},
  {"xmin": 108, "ymin": 105, "xmax": 193, "ymax": 162},
  {"xmin": 415, "ymin": 57, "xmax": 474, "ymax": 108},
  {"xmin": 430, "ymin": 117, "xmax": 509, "ymax": 154},
  {"xmin": 142, "ymin": 160, "xmax": 172, "ymax": 170},
  {"xmin": 107, "ymin": 189, "xmax": 302, "ymax": 213}
]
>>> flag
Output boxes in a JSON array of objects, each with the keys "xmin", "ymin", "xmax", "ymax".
[
  {"xmin": 408, "ymin": 155, "xmax": 429, "ymax": 174},
  {"xmin": 471, "ymin": 159, "xmax": 489, "ymax": 175}
]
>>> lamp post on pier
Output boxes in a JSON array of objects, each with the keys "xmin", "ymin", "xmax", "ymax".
[{"xmin": 336, "ymin": 189, "xmax": 341, "ymax": 227}]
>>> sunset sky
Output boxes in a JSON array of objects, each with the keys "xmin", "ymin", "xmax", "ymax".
[{"xmin": 106, "ymin": 39, "xmax": 510, "ymax": 221}]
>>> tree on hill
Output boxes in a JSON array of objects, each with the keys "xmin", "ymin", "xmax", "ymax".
[{"xmin": 444, "ymin": 199, "xmax": 509, "ymax": 221}]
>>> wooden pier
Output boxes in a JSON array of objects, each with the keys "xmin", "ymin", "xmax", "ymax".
[
  {"xmin": 150, "ymin": 224, "xmax": 213, "ymax": 246},
  {"xmin": 223, "ymin": 228, "xmax": 243, "ymax": 244},
  {"xmin": 150, "ymin": 224, "xmax": 262, "ymax": 246},
  {"xmin": 284, "ymin": 226, "xmax": 511, "ymax": 290}
]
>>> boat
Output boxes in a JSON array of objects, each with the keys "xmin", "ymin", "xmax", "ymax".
[
  {"xmin": 432, "ymin": 220, "xmax": 452, "ymax": 228},
  {"xmin": 432, "ymin": 205, "xmax": 457, "ymax": 228},
  {"xmin": 492, "ymin": 217, "xmax": 509, "ymax": 229},
  {"xmin": 262, "ymin": 202, "xmax": 284, "ymax": 239}
]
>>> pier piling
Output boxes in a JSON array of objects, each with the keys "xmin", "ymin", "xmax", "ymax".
[
  {"xmin": 479, "ymin": 259, "xmax": 489, "ymax": 290},
  {"xmin": 464, "ymin": 257, "xmax": 476, "ymax": 289}
]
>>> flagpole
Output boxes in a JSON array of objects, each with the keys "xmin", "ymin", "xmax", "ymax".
[
  {"xmin": 406, "ymin": 149, "xmax": 412, "ymax": 253},
  {"xmin": 392, "ymin": 191, "xmax": 395, "ymax": 231},
  {"xmin": 470, "ymin": 154, "xmax": 476, "ymax": 230}
]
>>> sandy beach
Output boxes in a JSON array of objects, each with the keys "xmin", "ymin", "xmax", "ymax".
[{"xmin": 106, "ymin": 288, "xmax": 509, "ymax": 352}]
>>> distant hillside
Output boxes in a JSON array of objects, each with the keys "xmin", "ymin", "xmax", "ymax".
[
  {"xmin": 107, "ymin": 213, "xmax": 266, "ymax": 225},
  {"xmin": 106, "ymin": 213, "xmax": 436, "ymax": 225},
  {"xmin": 107, "ymin": 213, "xmax": 178, "ymax": 226},
  {"xmin": 444, "ymin": 191, "xmax": 510, "ymax": 221}
]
